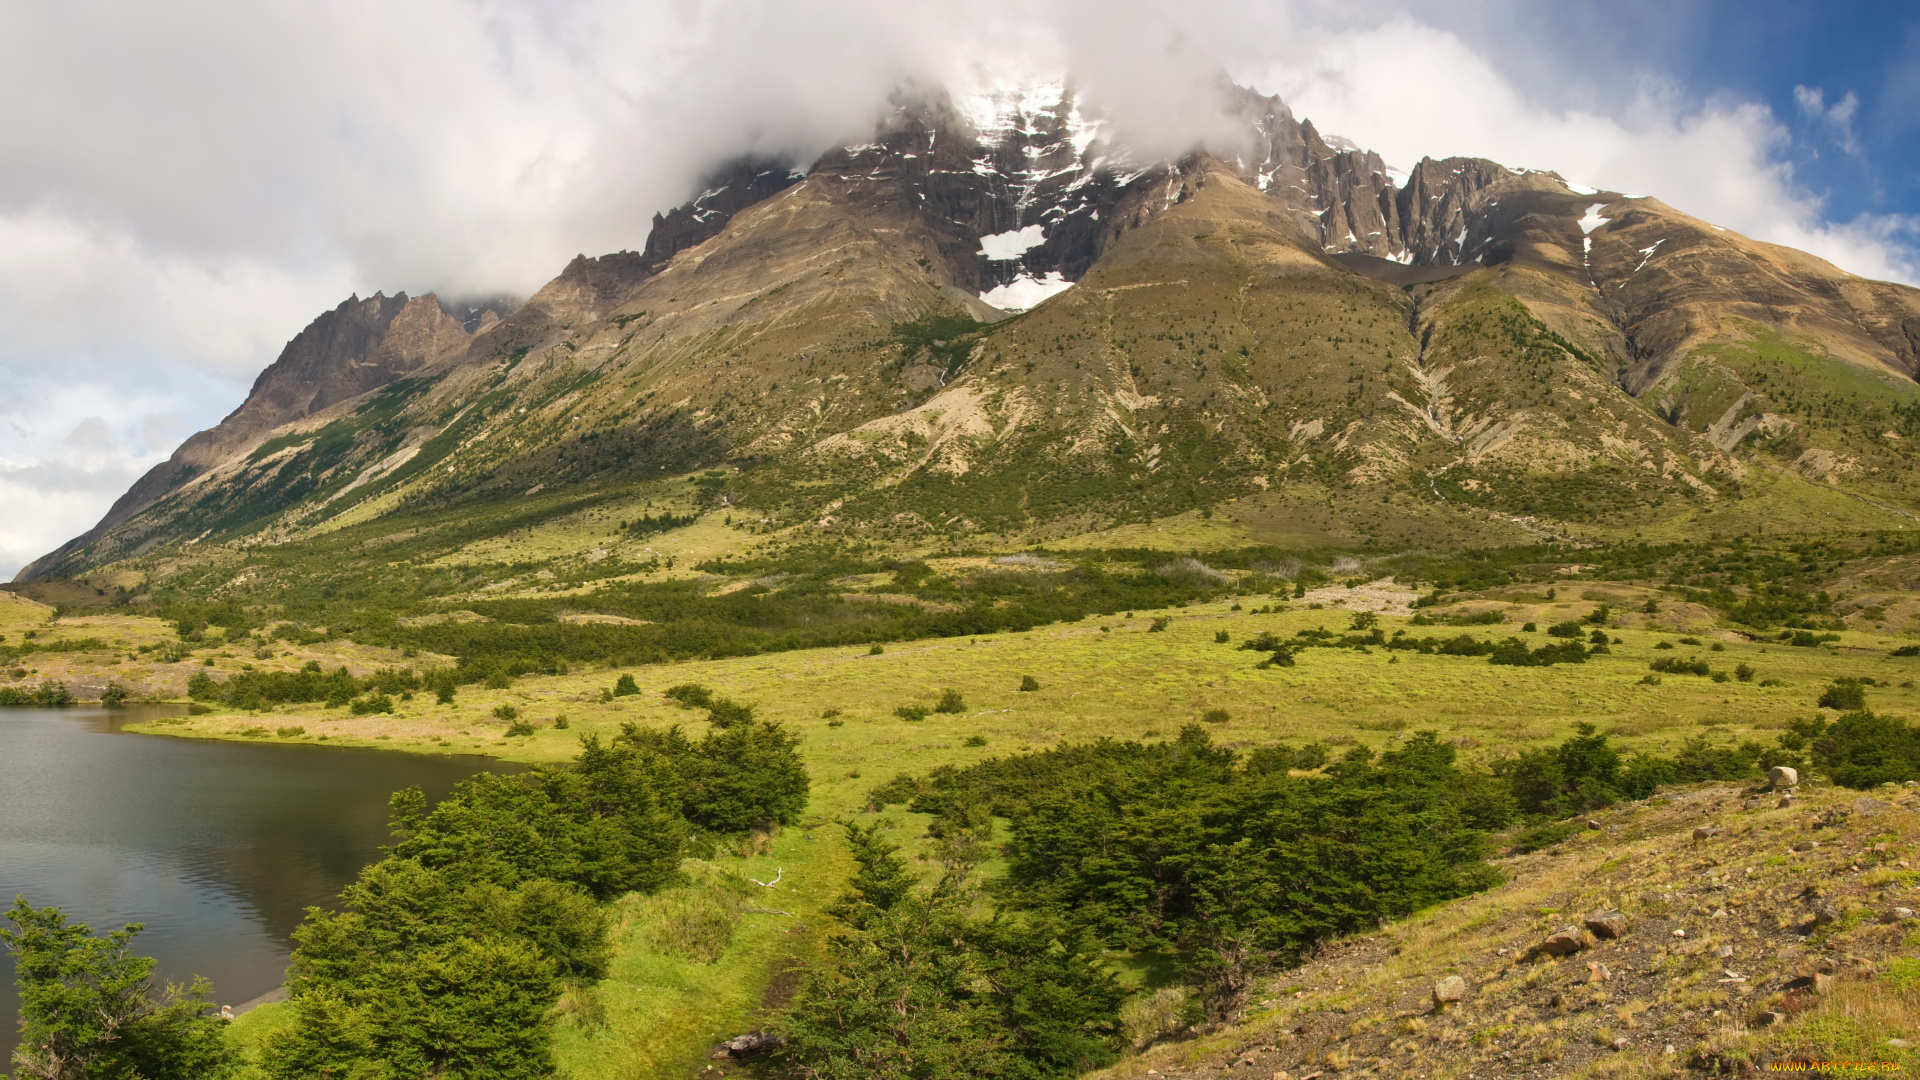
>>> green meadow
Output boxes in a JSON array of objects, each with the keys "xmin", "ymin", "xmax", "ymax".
[{"xmin": 159, "ymin": 582, "xmax": 1920, "ymax": 1078}]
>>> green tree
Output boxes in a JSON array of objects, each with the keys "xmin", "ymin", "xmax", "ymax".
[
  {"xmin": 1, "ymin": 898, "xmax": 238, "ymax": 1080},
  {"xmin": 259, "ymin": 860, "xmax": 567, "ymax": 1080}
]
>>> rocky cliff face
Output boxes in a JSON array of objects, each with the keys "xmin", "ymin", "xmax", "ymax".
[{"xmin": 15, "ymin": 291, "xmax": 502, "ymax": 579}]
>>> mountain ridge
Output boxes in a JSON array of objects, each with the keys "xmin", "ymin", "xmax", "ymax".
[{"xmin": 17, "ymin": 78, "xmax": 1920, "ymax": 583}]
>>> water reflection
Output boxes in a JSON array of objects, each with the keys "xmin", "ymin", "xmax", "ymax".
[{"xmin": 0, "ymin": 706, "xmax": 521, "ymax": 1056}]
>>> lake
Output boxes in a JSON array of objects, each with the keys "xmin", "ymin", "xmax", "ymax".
[{"xmin": 0, "ymin": 705, "xmax": 518, "ymax": 1057}]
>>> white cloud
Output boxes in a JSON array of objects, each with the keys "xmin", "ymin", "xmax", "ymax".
[
  {"xmin": 2, "ymin": 1, "xmax": 1916, "ymax": 577},
  {"xmin": 1252, "ymin": 18, "xmax": 1918, "ymax": 284}
]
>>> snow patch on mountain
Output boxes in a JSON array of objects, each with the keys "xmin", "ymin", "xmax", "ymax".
[
  {"xmin": 979, "ymin": 225, "xmax": 1047, "ymax": 260},
  {"xmin": 981, "ymin": 272, "xmax": 1072, "ymax": 311}
]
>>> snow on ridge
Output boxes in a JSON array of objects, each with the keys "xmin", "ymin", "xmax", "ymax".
[
  {"xmin": 981, "ymin": 271, "xmax": 1073, "ymax": 311},
  {"xmin": 979, "ymin": 225, "xmax": 1047, "ymax": 260}
]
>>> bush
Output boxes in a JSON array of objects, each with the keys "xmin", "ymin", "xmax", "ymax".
[
  {"xmin": 99, "ymin": 683, "xmax": 128, "ymax": 707},
  {"xmin": 705, "ymin": 698, "xmax": 755, "ymax": 727},
  {"xmin": 1819, "ymin": 680, "xmax": 1867, "ymax": 711},
  {"xmin": 896, "ymin": 705, "xmax": 932, "ymax": 722},
  {"xmin": 506, "ymin": 719, "xmax": 537, "ymax": 737},
  {"xmin": 350, "ymin": 693, "xmax": 394, "ymax": 715},
  {"xmin": 1201, "ymin": 708, "xmax": 1230, "ymax": 724},
  {"xmin": 277, "ymin": 726, "xmax": 306, "ymax": 738},
  {"xmin": 963, "ymin": 735, "xmax": 987, "ymax": 747},
  {"xmin": 1148, "ymin": 617, "xmax": 1172, "ymax": 633},
  {"xmin": 664, "ymin": 682, "xmax": 711, "ymax": 708},
  {"xmin": 493, "ymin": 704, "xmax": 520, "ymax": 721},
  {"xmin": 554, "ymin": 714, "xmax": 569, "ymax": 730},
  {"xmin": 1545, "ymin": 621, "xmax": 1584, "ymax": 638},
  {"xmin": 1521, "ymin": 622, "xmax": 1536, "ymax": 632},
  {"xmin": 1735, "ymin": 663, "xmax": 1755, "ymax": 682},
  {"xmin": 1892, "ymin": 645, "xmax": 1920, "ymax": 658},
  {"xmin": 1, "ymin": 899, "xmax": 240, "ymax": 1080},
  {"xmin": 1019, "ymin": 675, "xmax": 1040, "ymax": 692},
  {"xmin": 612, "ymin": 673, "xmax": 640, "ymax": 696},
  {"xmin": 934, "ymin": 689, "xmax": 966, "ymax": 714},
  {"xmin": 1811, "ymin": 711, "xmax": 1920, "ymax": 787},
  {"xmin": 1649, "ymin": 656, "xmax": 1712, "ymax": 676}
]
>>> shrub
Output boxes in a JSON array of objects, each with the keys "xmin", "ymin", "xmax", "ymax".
[
  {"xmin": 822, "ymin": 707, "xmax": 843, "ymax": 718},
  {"xmin": 1018, "ymin": 675, "xmax": 1040, "ymax": 692},
  {"xmin": 1201, "ymin": 708, "xmax": 1230, "ymax": 724},
  {"xmin": 483, "ymin": 672, "xmax": 513, "ymax": 690},
  {"xmin": 1892, "ymin": 645, "xmax": 1920, "ymax": 658},
  {"xmin": 553, "ymin": 714, "xmax": 569, "ymax": 730},
  {"xmin": 934, "ymin": 689, "xmax": 966, "ymax": 714},
  {"xmin": 99, "ymin": 683, "xmax": 128, "ymax": 707},
  {"xmin": 1811, "ymin": 711, "xmax": 1920, "ymax": 787},
  {"xmin": 1148, "ymin": 617, "xmax": 1172, "ymax": 633},
  {"xmin": 1654, "ymin": 640, "xmax": 1674, "ymax": 649},
  {"xmin": 1521, "ymin": 622, "xmax": 1537, "ymax": 632},
  {"xmin": 1584, "ymin": 604, "xmax": 1612, "ymax": 626},
  {"xmin": 1819, "ymin": 680, "xmax": 1868, "ymax": 711},
  {"xmin": 506, "ymin": 719, "xmax": 537, "ymax": 737},
  {"xmin": 1735, "ymin": 663, "xmax": 1755, "ymax": 682},
  {"xmin": 664, "ymin": 683, "xmax": 711, "ymax": 708},
  {"xmin": 963, "ymin": 735, "xmax": 987, "ymax": 747},
  {"xmin": 277, "ymin": 726, "xmax": 306, "ymax": 738},
  {"xmin": 705, "ymin": 698, "xmax": 755, "ymax": 727},
  {"xmin": 0, "ymin": 899, "xmax": 241, "ymax": 1080},
  {"xmin": 868, "ymin": 644, "xmax": 884, "ymax": 655},
  {"xmin": 350, "ymin": 693, "xmax": 394, "ymax": 715},
  {"xmin": 612, "ymin": 673, "xmax": 640, "ymax": 697},
  {"xmin": 896, "ymin": 705, "xmax": 931, "ymax": 722},
  {"xmin": 1649, "ymin": 656, "xmax": 1711, "ymax": 676},
  {"xmin": 493, "ymin": 704, "xmax": 520, "ymax": 721},
  {"xmin": 1214, "ymin": 630, "xmax": 1230, "ymax": 643},
  {"xmin": 1546, "ymin": 621, "xmax": 1584, "ymax": 638}
]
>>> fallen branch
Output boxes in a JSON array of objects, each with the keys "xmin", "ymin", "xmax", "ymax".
[
  {"xmin": 744, "ymin": 907, "xmax": 794, "ymax": 916},
  {"xmin": 750, "ymin": 867, "xmax": 783, "ymax": 888}
]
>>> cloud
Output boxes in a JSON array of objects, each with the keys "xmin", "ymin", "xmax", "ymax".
[
  {"xmin": 1795, "ymin": 84, "xmax": 1863, "ymax": 156},
  {"xmin": 2, "ymin": 1, "xmax": 1916, "ymax": 576}
]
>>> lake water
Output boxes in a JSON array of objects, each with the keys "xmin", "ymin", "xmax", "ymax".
[{"xmin": 0, "ymin": 705, "xmax": 518, "ymax": 1057}]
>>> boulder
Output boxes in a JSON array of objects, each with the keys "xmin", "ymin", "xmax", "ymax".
[
  {"xmin": 1585, "ymin": 962, "xmax": 1610, "ymax": 983},
  {"xmin": 1539, "ymin": 925, "xmax": 1587, "ymax": 956},
  {"xmin": 712, "ymin": 1031, "xmax": 786, "ymax": 1059},
  {"xmin": 1692, "ymin": 826, "xmax": 1722, "ymax": 840},
  {"xmin": 1583, "ymin": 911, "xmax": 1628, "ymax": 939},
  {"xmin": 1769, "ymin": 766, "xmax": 1799, "ymax": 789},
  {"xmin": 1854, "ymin": 796, "xmax": 1889, "ymax": 815},
  {"xmin": 1792, "ymin": 840, "xmax": 1819, "ymax": 852},
  {"xmin": 1432, "ymin": 975, "xmax": 1466, "ymax": 1005},
  {"xmin": 1754, "ymin": 1010, "xmax": 1785, "ymax": 1028}
]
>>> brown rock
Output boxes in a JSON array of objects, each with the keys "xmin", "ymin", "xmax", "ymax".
[
  {"xmin": 1431, "ymin": 975, "xmax": 1467, "ymax": 1005},
  {"xmin": 1769, "ymin": 766, "xmax": 1799, "ymax": 789},
  {"xmin": 1693, "ymin": 826, "xmax": 1722, "ymax": 840},
  {"xmin": 1540, "ymin": 925, "xmax": 1588, "ymax": 956},
  {"xmin": 1586, "ymin": 962, "xmax": 1610, "ymax": 983},
  {"xmin": 1584, "ymin": 911, "xmax": 1628, "ymax": 939}
]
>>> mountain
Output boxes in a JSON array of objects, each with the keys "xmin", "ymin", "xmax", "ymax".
[{"xmin": 17, "ymin": 80, "xmax": 1920, "ymax": 585}]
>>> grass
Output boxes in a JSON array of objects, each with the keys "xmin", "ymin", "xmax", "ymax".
[{"xmin": 96, "ymin": 576, "xmax": 1920, "ymax": 1076}]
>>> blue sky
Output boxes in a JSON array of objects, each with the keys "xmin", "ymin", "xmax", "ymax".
[{"xmin": 1435, "ymin": 0, "xmax": 1920, "ymax": 222}]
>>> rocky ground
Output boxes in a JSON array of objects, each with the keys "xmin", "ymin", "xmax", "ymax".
[{"xmin": 1097, "ymin": 781, "xmax": 1920, "ymax": 1079}]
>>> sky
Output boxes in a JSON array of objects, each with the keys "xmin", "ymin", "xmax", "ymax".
[{"xmin": 2, "ymin": 0, "xmax": 1917, "ymax": 579}]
